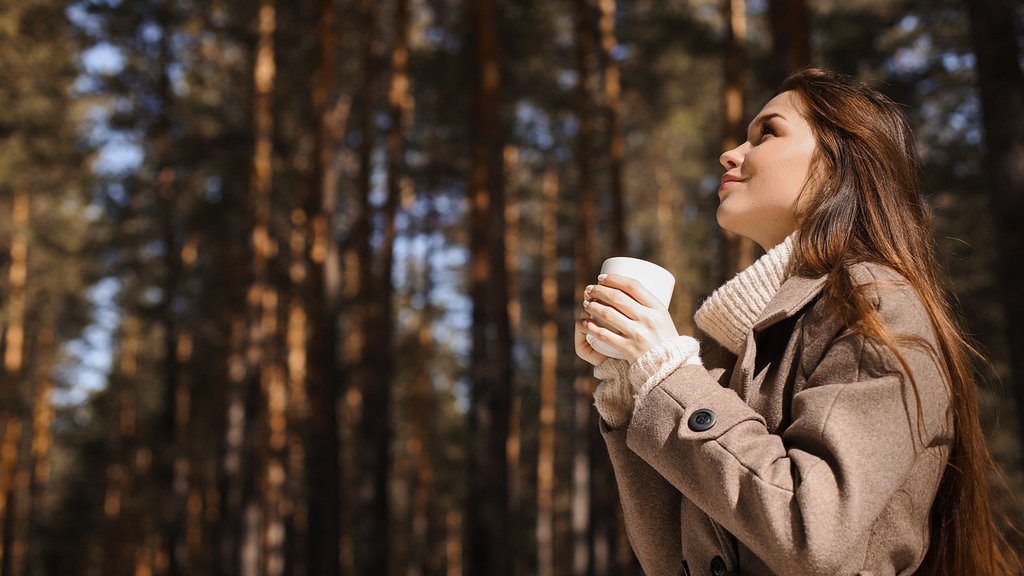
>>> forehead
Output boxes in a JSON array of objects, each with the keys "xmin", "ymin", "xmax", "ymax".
[
  {"xmin": 758, "ymin": 91, "xmax": 804, "ymax": 117},
  {"xmin": 749, "ymin": 91, "xmax": 812, "ymax": 132}
]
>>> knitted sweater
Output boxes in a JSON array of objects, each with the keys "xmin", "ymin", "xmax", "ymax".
[{"xmin": 593, "ymin": 233, "xmax": 796, "ymax": 428}]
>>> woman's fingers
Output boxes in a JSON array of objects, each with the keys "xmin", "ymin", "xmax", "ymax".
[
  {"xmin": 596, "ymin": 273, "xmax": 664, "ymax": 309},
  {"xmin": 580, "ymin": 316, "xmax": 630, "ymax": 355},
  {"xmin": 582, "ymin": 298, "xmax": 631, "ymax": 337},
  {"xmin": 574, "ymin": 312, "xmax": 608, "ymax": 366}
]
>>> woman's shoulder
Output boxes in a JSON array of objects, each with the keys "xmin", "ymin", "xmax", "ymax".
[
  {"xmin": 844, "ymin": 261, "xmax": 931, "ymax": 327},
  {"xmin": 797, "ymin": 261, "xmax": 939, "ymax": 367}
]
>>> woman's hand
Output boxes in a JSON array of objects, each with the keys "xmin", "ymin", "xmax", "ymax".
[
  {"xmin": 579, "ymin": 273, "xmax": 679, "ymax": 364},
  {"xmin": 575, "ymin": 306, "xmax": 610, "ymax": 367}
]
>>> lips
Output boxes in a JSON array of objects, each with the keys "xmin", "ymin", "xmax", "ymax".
[
  {"xmin": 719, "ymin": 174, "xmax": 743, "ymax": 198},
  {"xmin": 720, "ymin": 173, "xmax": 743, "ymax": 187}
]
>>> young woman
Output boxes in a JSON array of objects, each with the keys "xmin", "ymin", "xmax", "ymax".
[{"xmin": 575, "ymin": 68, "xmax": 1021, "ymax": 576}]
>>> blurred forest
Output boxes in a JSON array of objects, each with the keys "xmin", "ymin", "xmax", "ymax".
[{"xmin": 1, "ymin": 0, "xmax": 1023, "ymax": 574}]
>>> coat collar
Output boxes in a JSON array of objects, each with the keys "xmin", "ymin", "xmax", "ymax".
[{"xmin": 751, "ymin": 274, "xmax": 829, "ymax": 332}]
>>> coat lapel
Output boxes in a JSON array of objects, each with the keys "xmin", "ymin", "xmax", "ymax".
[
  {"xmin": 751, "ymin": 274, "xmax": 828, "ymax": 333},
  {"xmin": 733, "ymin": 274, "xmax": 828, "ymax": 398}
]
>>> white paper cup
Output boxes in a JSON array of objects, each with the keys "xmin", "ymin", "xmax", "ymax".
[{"xmin": 586, "ymin": 257, "xmax": 675, "ymax": 360}]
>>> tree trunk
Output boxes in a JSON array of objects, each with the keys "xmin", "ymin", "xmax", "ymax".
[
  {"xmin": 153, "ymin": 3, "xmax": 187, "ymax": 569},
  {"xmin": 598, "ymin": 0, "xmax": 626, "ymax": 256},
  {"xmin": 104, "ymin": 314, "xmax": 142, "ymax": 576},
  {"xmin": 573, "ymin": 1, "xmax": 598, "ymax": 574},
  {"xmin": 965, "ymin": 0, "xmax": 1024, "ymax": 450},
  {"xmin": 407, "ymin": 223, "xmax": 437, "ymax": 576},
  {"xmin": 355, "ymin": 0, "xmax": 394, "ymax": 571},
  {"xmin": 305, "ymin": 0, "xmax": 345, "ymax": 574},
  {"xmin": 722, "ymin": 0, "xmax": 757, "ymax": 280},
  {"xmin": 239, "ymin": 2, "xmax": 278, "ymax": 573},
  {"xmin": 767, "ymin": 0, "xmax": 810, "ymax": 87},
  {"xmin": 503, "ymin": 145, "xmax": 523, "ymax": 576},
  {"xmin": 466, "ymin": 0, "xmax": 512, "ymax": 573},
  {"xmin": 536, "ymin": 168, "xmax": 559, "ymax": 576},
  {"xmin": 24, "ymin": 330, "xmax": 55, "ymax": 575},
  {"xmin": 0, "ymin": 189, "xmax": 29, "ymax": 575},
  {"xmin": 593, "ymin": 3, "xmax": 628, "ymax": 572}
]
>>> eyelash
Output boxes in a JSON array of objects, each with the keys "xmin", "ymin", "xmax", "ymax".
[{"xmin": 759, "ymin": 121, "xmax": 775, "ymax": 139}]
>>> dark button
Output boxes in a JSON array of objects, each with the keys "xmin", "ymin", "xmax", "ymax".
[
  {"xmin": 710, "ymin": 555, "xmax": 727, "ymax": 576},
  {"xmin": 680, "ymin": 560, "xmax": 691, "ymax": 576},
  {"xmin": 688, "ymin": 409, "xmax": 716, "ymax": 432}
]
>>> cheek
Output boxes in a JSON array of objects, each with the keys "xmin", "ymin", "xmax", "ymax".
[{"xmin": 763, "ymin": 152, "xmax": 813, "ymax": 204}]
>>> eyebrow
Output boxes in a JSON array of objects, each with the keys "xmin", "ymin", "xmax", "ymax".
[{"xmin": 746, "ymin": 112, "xmax": 785, "ymax": 141}]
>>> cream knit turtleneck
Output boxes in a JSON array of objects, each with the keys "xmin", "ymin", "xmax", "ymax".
[
  {"xmin": 693, "ymin": 233, "xmax": 796, "ymax": 355},
  {"xmin": 592, "ymin": 233, "xmax": 797, "ymax": 428}
]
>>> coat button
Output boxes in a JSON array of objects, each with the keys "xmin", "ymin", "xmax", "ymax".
[
  {"xmin": 688, "ymin": 409, "xmax": 716, "ymax": 432},
  {"xmin": 680, "ymin": 560, "xmax": 691, "ymax": 576},
  {"xmin": 710, "ymin": 555, "xmax": 727, "ymax": 576}
]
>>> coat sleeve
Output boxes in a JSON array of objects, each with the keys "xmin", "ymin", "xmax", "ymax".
[
  {"xmin": 600, "ymin": 420, "xmax": 684, "ymax": 576},
  {"xmin": 623, "ymin": 281, "xmax": 952, "ymax": 575}
]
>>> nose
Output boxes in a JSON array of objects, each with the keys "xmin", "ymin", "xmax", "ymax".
[{"xmin": 719, "ymin": 142, "xmax": 748, "ymax": 170}]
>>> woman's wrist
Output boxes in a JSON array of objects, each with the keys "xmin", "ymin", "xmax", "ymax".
[
  {"xmin": 593, "ymin": 358, "xmax": 633, "ymax": 429},
  {"xmin": 629, "ymin": 335, "xmax": 703, "ymax": 408}
]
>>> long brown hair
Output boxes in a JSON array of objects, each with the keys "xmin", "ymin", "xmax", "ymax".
[{"xmin": 779, "ymin": 67, "xmax": 1022, "ymax": 575}]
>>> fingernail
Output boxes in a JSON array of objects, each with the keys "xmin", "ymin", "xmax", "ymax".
[
  {"xmin": 585, "ymin": 284, "xmax": 594, "ymax": 295},
  {"xmin": 582, "ymin": 299, "xmax": 590, "ymax": 308},
  {"xmin": 597, "ymin": 274, "xmax": 608, "ymax": 282}
]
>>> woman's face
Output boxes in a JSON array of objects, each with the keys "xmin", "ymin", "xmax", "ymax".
[{"xmin": 717, "ymin": 90, "xmax": 818, "ymax": 250}]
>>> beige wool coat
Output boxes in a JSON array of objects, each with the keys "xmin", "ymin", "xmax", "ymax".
[{"xmin": 599, "ymin": 263, "xmax": 953, "ymax": 576}]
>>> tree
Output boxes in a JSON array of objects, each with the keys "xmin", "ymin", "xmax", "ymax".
[
  {"xmin": 767, "ymin": 0, "xmax": 811, "ymax": 85},
  {"xmin": 305, "ymin": 0, "xmax": 344, "ymax": 573},
  {"xmin": 965, "ymin": 0, "xmax": 1024, "ymax": 449},
  {"xmin": 466, "ymin": 0, "xmax": 513, "ymax": 573}
]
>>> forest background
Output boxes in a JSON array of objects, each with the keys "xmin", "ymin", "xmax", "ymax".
[{"xmin": 1, "ymin": 0, "xmax": 1023, "ymax": 574}]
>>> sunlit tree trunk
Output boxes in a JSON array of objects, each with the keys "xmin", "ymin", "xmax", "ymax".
[
  {"xmin": 593, "ymin": 2, "xmax": 627, "ymax": 572},
  {"xmin": 23, "ymin": 329, "xmax": 55, "ymax": 575},
  {"xmin": 237, "ymin": 2, "xmax": 278, "ymax": 574},
  {"xmin": 721, "ymin": 0, "xmax": 756, "ymax": 279},
  {"xmin": 598, "ymin": 0, "xmax": 625, "ymax": 255},
  {"xmin": 573, "ymin": 1, "xmax": 598, "ymax": 574},
  {"xmin": 104, "ymin": 314, "xmax": 142, "ymax": 576},
  {"xmin": 965, "ymin": 0, "xmax": 1024, "ymax": 450},
  {"xmin": 0, "ymin": 189, "xmax": 29, "ymax": 575},
  {"xmin": 466, "ymin": 0, "xmax": 512, "ymax": 573},
  {"xmin": 536, "ymin": 168, "xmax": 559, "ymax": 576},
  {"xmin": 503, "ymin": 145, "xmax": 524, "ymax": 576}
]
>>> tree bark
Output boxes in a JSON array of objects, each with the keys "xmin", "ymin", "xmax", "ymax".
[
  {"xmin": 152, "ymin": 2, "xmax": 187, "ymax": 570},
  {"xmin": 965, "ymin": 0, "xmax": 1024, "ymax": 449},
  {"xmin": 354, "ymin": 0, "xmax": 392, "ymax": 572},
  {"xmin": 767, "ymin": 0, "xmax": 811, "ymax": 86},
  {"xmin": 573, "ymin": 1, "xmax": 598, "ymax": 574},
  {"xmin": 305, "ymin": 0, "xmax": 344, "ymax": 574},
  {"xmin": 536, "ymin": 168, "xmax": 559, "ymax": 576},
  {"xmin": 466, "ymin": 0, "xmax": 512, "ymax": 573},
  {"xmin": 0, "ymin": 189, "xmax": 29, "ymax": 575},
  {"xmin": 406, "ymin": 223, "xmax": 437, "ymax": 576},
  {"xmin": 104, "ymin": 314, "xmax": 142, "ymax": 576},
  {"xmin": 598, "ymin": 0, "xmax": 626, "ymax": 256},
  {"xmin": 24, "ymin": 330, "xmax": 55, "ymax": 575}
]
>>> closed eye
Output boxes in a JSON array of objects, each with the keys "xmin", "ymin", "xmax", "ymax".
[{"xmin": 758, "ymin": 119, "xmax": 776, "ymax": 140}]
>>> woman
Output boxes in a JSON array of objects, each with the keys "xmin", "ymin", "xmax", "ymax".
[{"xmin": 575, "ymin": 68, "xmax": 1021, "ymax": 576}]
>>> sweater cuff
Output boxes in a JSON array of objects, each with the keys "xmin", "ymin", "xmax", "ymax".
[
  {"xmin": 592, "ymin": 359, "xmax": 633, "ymax": 429},
  {"xmin": 628, "ymin": 335, "xmax": 703, "ymax": 409}
]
